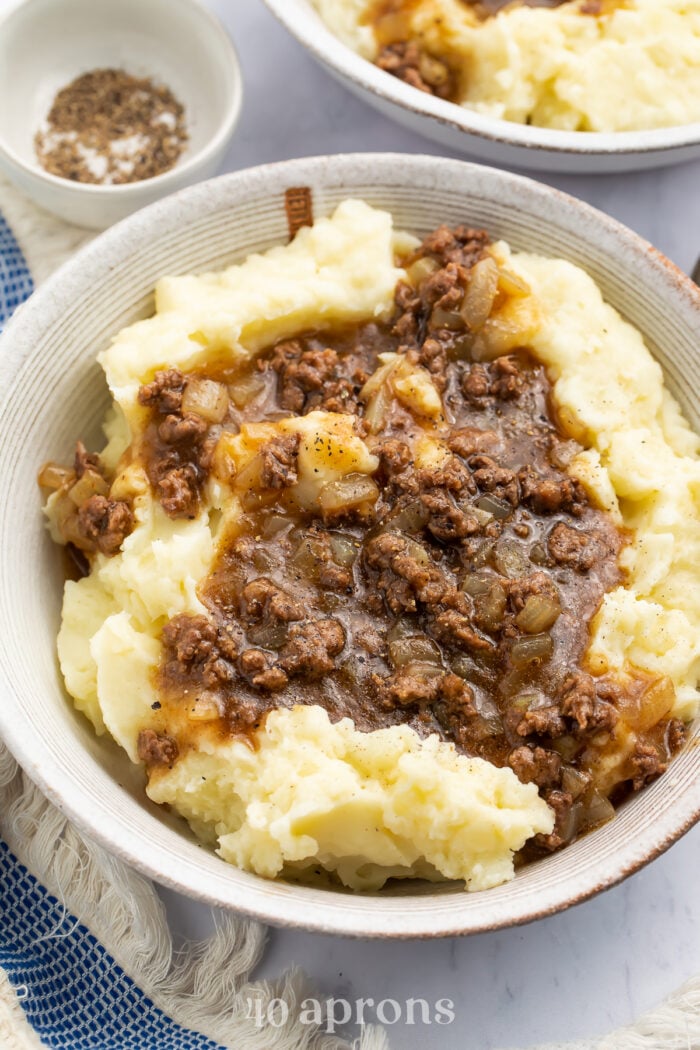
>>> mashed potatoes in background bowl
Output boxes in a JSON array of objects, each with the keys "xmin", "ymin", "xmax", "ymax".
[
  {"xmin": 262, "ymin": 0, "xmax": 700, "ymax": 173},
  {"xmin": 0, "ymin": 153, "xmax": 698, "ymax": 937}
]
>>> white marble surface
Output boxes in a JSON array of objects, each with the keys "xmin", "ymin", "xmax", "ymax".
[{"xmin": 159, "ymin": 2, "xmax": 700, "ymax": 1046}]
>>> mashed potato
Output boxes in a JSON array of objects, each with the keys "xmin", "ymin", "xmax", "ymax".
[
  {"xmin": 49, "ymin": 200, "xmax": 700, "ymax": 893},
  {"xmin": 314, "ymin": 0, "xmax": 700, "ymax": 131},
  {"xmin": 147, "ymin": 705, "xmax": 551, "ymax": 891}
]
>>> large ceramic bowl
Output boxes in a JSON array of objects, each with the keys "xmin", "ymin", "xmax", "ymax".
[
  {"xmin": 262, "ymin": 0, "xmax": 700, "ymax": 175},
  {"xmin": 0, "ymin": 154, "xmax": 698, "ymax": 938}
]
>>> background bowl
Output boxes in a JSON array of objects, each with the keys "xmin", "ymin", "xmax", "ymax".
[
  {"xmin": 0, "ymin": 153, "xmax": 698, "ymax": 938},
  {"xmin": 262, "ymin": 0, "xmax": 700, "ymax": 175},
  {"xmin": 0, "ymin": 0, "xmax": 242, "ymax": 229}
]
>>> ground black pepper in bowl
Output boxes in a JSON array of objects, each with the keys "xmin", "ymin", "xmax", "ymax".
[{"xmin": 35, "ymin": 68, "xmax": 188, "ymax": 185}]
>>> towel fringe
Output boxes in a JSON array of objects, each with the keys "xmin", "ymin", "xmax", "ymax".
[{"xmin": 0, "ymin": 742, "xmax": 377, "ymax": 1050}]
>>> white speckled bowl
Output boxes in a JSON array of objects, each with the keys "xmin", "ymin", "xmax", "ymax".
[
  {"xmin": 0, "ymin": 0, "xmax": 242, "ymax": 229},
  {"xmin": 0, "ymin": 154, "xmax": 698, "ymax": 937},
  {"xmin": 262, "ymin": 0, "xmax": 700, "ymax": 175}
]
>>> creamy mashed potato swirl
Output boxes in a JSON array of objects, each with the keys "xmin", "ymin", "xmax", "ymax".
[{"xmin": 46, "ymin": 200, "xmax": 699, "ymax": 893}]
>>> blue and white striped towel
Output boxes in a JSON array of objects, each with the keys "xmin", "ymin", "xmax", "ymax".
[{"xmin": 0, "ymin": 210, "xmax": 33, "ymax": 321}]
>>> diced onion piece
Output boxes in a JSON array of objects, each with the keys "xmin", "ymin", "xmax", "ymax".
[
  {"xmin": 451, "ymin": 654, "xmax": 476, "ymax": 680},
  {"xmin": 529, "ymin": 542, "xmax": 548, "ymax": 566},
  {"xmin": 188, "ymin": 691, "xmax": 222, "ymax": 722},
  {"xmin": 329, "ymin": 533, "xmax": 358, "ymax": 568},
  {"xmin": 497, "ymin": 267, "xmax": 530, "ymax": 298},
  {"xmin": 401, "ymin": 659, "xmax": 444, "ymax": 680},
  {"xmin": 62, "ymin": 518, "xmax": 87, "ymax": 549},
  {"xmin": 580, "ymin": 790, "xmax": 615, "ymax": 829},
  {"xmin": 549, "ymin": 439, "xmax": 580, "ymax": 470},
  {"xmin": 494, "ymin": 538, "xmax": 529, "ymax": 578},
  {"xmin": 515, "ymin": 593, "xmax": 561, "ymax": 634},
  {"xmin": 619, "ymin": 675, "xmax": 675, "ymax": 731},
  {"xmin": 561, "ymin": 766, "xmax": 590, "ymax": 800},
  {"xmin": 558, "ymin": 801, "xmax": 584, "ymax": 846},
  {"xmin": 387, "ymin": 619, "xmax": 417, "ymax": 644},
  {"xmin": 291, "ymin": 535, "xmax": 324, "ymax": 577},
  {"xmin": 210, "ymin": 434, "xmax": 236, "ymax": 484},
  {"xmin": 402, "ymin": 535, "xmax": 432, "ymax": 568},
  {"xmin": 475, "ymin": 582, "xmax": 507, "ymax": 631},
  {"xmin": 510, "ymin": 633, "xmax": 553, "ymax": 668},
  {"xmin": 38, "ymin": 462, "xmax": 73, "ymax": 490},
  {"xmin": 638, "ymin": 676, "xmax": 676, "ymax": 730},
  {"xmin": 461, "ymin": 256, "xmax": 499, "ymax": 331},
  {"xmin": 471, "ymin": 296, "xmax": 540, "ymax": 362},
  {"xmin": 235, "ymin": 454, "xmax": 264, "ymax": 509},
  {"xmin": 52, "ymin": 491, "xmax": 77, "ymax": 529},
  {"xmin": 557, "ymin": 403, "xmax": 588, "ymax": 444},
  {"xmin": 319, "ymin": 474, "xmax": 379, "ymax": 516},
  {"xmin": 364, "ymin": 386, "xmax": 390, "ymax": 435},
  {"xmin": 57, "ymin": 503, "xmax": 90, "ymax": 550},
  {"xmin": 389, "ymin": 635, "xmax": 442, "ymax": 669},
  {"xmin": 472, "ymin": 506, "xmax": 494, "ymax": 527},
  {"xmin": 229, "ymin": 373, "xmax": 266, "ymax": 409},
  {"xmin": 261, "ymin": 514, "xmax": 289, "ymax": 539},
  {"xmin": 511, "ymin": 692, "xmax": 539, "ymax": 712},
  {"xmin": 472, "ymin": 539, "xmax": 495, "ymax": 568},
  {"xmin": 68, "ymin": 470, "xmax": 109, "ymax": 506},
  {"xmin": 405, "ymin": 256, "xmax": 439, "ymax": 287},
  {"xmin": 393, "ymin": 371, "xmax": 443, "ymax": 419},
  {"xmin": 182, "ymin": 377, "xmax": 229, "ymax": 422},
  {"xmin": 430, "ymin": 306, "xmax": 463, "ymax": 331},
  {"xmin": 360, "ymin": 358, "xmax": 399, "ymax": 400},
  {"xmin": 461, "ymin": 571, "xmax": 493, "ymax": 596},
  {"xmin": 384, "ymin": 499, "xmax": 431, "ymax": 535},
  {"xmin": 475, "ymin": 493, "xmax": 511, "ymax": 520}
]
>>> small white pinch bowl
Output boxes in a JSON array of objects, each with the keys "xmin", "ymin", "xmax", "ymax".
[
  {"xmin": 0, "ymin": 154, "xmax": 698, "ymax": 938},
  {"xmin": 0, "ymin": 0, "xmax": 242, "ymax": 229},
  {"xmin": 263, "ymin": 0, "xmax": 700, "ymax": 175}
]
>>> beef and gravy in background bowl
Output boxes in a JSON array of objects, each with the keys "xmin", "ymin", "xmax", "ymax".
[
  {"xmin": 0, "ymin": 154, "xmax": 698, "ymax": 936},
  {"xmin": 262, "ymin": 0, "xmax": 700, "ymax": 172}
]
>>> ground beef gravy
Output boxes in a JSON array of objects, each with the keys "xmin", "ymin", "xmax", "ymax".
[{"xmin": 130, "ymin": 223, "xmax": 685, "ymax": 855}]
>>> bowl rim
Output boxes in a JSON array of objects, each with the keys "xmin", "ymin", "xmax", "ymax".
[
  {"xmin": 261, "ymin": 0, "xmax": 700, "ymax": 157},
  {"xmin": 0, "ymin": 152, "xmax": 699, "ymax": 939},
  {"xmin": 0, "ymin": 0, "xmax": 244, "ymax": 197}
]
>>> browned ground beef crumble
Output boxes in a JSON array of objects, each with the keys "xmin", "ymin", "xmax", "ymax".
[{"xmin": 42, "ymin": 221, "xmax": 686, "ymax": 861}]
